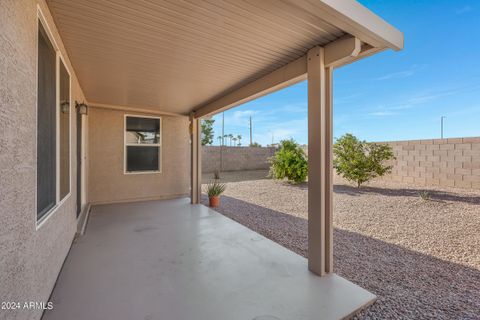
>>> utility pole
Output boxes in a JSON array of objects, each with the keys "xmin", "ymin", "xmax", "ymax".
[
  {"xmin": 441, "ymin": 116, "xmax": 446, "ymax": 139},
  {"xmin": 222, "ymin": 112, "xmax": 225, "ymax": 146},
  {"xmin": 249, "ymin": 116, "xmax": 252, "ymax": 146},
  {"xmin": 220, "ymin": 112, "xmax": 224, "ymax": 171}
]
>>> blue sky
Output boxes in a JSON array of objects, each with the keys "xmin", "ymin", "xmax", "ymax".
[{"xmin": 210, "ymin": 0, "xmax": 480, "ymax": 146}]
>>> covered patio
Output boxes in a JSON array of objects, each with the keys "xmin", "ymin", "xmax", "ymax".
[
  {"xmin": 32, "ymin": 0, "xmax": 403, "ymax": 319},
  {"xmin": 44, "ymin": 199, "xmax": 375, "ymax": 320}
]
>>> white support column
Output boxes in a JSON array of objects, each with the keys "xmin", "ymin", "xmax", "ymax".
[
  {"xmin": 324, "ymin": 67, "xmax": 334, "ymax": 273},
  {"xmin": 190, "ymin": 114, "xmax": 202, "ymax": 204},
  {"xmin": 307, "ymin": 46, "xmax": 334, "ymax": 276}
]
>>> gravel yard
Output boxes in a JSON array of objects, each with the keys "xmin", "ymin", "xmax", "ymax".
[{"xmin": 202, "ymin": 170, "xmax": 480, "ymax": 319}]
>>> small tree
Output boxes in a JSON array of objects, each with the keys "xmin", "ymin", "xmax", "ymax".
[
  {"xmin": 250, "ymin": 142, "xmax": 261, "ymax": 147},
  {"xmin": 333, "ymin": 133, "xmax": 395, "ymax": 188},
  {"xmin": 201, "ymin": 119, "xmax": 215, "ymax": 146},
  {"xmin": 269, "ymin": 139, "xmax": 308, "ymax": 183}
]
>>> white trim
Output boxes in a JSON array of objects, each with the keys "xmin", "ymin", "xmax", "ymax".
[
  {"xmin": 90, "ymin": 102, "xmax": 182, "ymax": 117},
  {"xmin": 37, "ymin": 5, "xmax": 59, "ymax": 52},
  {"xmin": 55, "ymin": 52, "xmax": 60, "ymax": 204},
  {"xmin": 123, "ymin": 114, "xmax": 162, "ymax": 174},
  {"xmin": 35, "ymin": 8, "xmax": 39, "ymax": 228},
  {"xmin": 58, "ymin": 55, "xmax": 72, "ymax": 202},
  {"xmin": 75, "ymin": 114, "xmax": 83, "ymax": 220},
  {"xmin": 74, "ymin": 111, "xmax": 87, "ymax": 219},
  {"xmin": 80, "ymin": 114, "xmax": 87, "ymax": 209},
  {"xmin": 77, "ymin": 203, "xmax": 91, "ymax": 235},
  {"xmin": 36, "ymin": 193, "xmax": 72, "ymax": 230},
  {"xmin": 35, "ymin": 5, "xmax": 73, "ymax": 229}
]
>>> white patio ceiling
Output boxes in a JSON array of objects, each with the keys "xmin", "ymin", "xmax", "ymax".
[{"xmin": 47, "ymin": 0, "xmax": 403, "ymax": 115}]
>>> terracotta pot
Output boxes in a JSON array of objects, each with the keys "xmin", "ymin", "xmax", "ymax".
[{"xmin": 209, "ymin": 196, "xmax": 220, "ymax": 207}]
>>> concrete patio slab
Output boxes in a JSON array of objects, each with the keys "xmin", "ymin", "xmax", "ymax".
[{"xmin": 43, "ymin": 198, "xmax": 375, "ymax": 320}]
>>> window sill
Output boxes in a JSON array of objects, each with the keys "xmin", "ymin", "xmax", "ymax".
[
  {"xmin": 124, "ymin": 170, "xmax": 162, "ymax": 175},
  {"xmin": 36, "ymin": 193, "xmax": 72, "ymax": 230}
]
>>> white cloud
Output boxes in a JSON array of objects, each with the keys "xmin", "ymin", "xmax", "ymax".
[
  {"xmin": 271, "ymin": 128, "xmax": 297, "ymax": 140},
  {"xmin": 407, "ymin": 94, "xmax": 442, "ymax": 105},
  {"xmin": 376, "ymin": 69, "xmax": 416, "ymax": 80},
  {"xmin": 232, "ymin": 110, "xmax": 258, "ymax": 118},
  {"xmin": 364, "ymin": 83, "xmax": 480, "ymax": 115},
  {"xmin": 251, "ymin": 117, "xmax": 308, "ymax": 146},
  {"xmin": 368, "ymin": 111, "xmax": 398, "ymax": 116},
  {"xmin": 280, "ymin": 103, "xmax": 307, "ymax": 113},
  {"xmin": 375, "ymin": 65, "xmax": 427, "ymax": 81}
]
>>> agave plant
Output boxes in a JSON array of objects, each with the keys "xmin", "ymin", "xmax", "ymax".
[{"xmin": 206, "ymin": 180, "xmax": 226, "ymax": 197}]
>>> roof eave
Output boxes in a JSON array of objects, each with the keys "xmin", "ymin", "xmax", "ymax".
[{"xmin": 292, "ymin": 0, "xmax": 404, "ymax": 51}]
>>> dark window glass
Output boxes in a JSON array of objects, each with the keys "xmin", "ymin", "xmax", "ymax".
[
  {"xmin": 59, "ymin": 60, "xmax": 70, "ymax": 200},
  {"xmin": 126, "ymin": 117, "xmax": 160, "ymax": 144},
  {"xmin": 37, "ymin": 22, "xmax": 57, "ymax": 219},
  {"xmin": 126, "ymin": 146, "xmax": 160, "ymax": 172},
  {"xmin": 125, "ymin": 116, "xmax": 161, "ymax": 172}
]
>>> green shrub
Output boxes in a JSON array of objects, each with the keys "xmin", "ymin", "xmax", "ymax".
[
  {"xmin": 333, "ymin": 133, "xmax": 395, "ymax": 188},
  {"xmin": 419, "ymin": 190, "xmax": 431, "ymax": 201},
  {"xmin": 269, "ymin": 139, "xmax": 308, "ymax": 183},
  {"xmin": 201, "ymin": 119, "xmax": 215, "ymax": 146}
]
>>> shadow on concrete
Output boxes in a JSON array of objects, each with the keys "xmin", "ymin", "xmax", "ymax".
[{"xmin": 201, "ymin": 194, "xmax": 480, "ymax": 319}]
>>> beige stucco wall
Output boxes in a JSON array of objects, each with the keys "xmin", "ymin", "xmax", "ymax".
[
  {"xmin": 0, "ymin": 1, "xmax": 88, "ymax": 320},
  {"xmin": 88, "ymin": 108, "xmax": 190, "ymax": 204}
]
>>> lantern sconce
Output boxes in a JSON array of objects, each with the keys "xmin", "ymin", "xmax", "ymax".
[
  {"xmin": 60, "ymin": 101, "xmax": 70, "ymax": 114},
  {"xmin": 75, "ymin": 101, "xmax": 88, "ymax": 115}
]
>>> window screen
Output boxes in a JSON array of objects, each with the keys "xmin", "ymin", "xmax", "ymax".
[
  {"xmin": 37, "ymin": 22, "xmax": 57, "ymax": 219},
  {"xmin": 125, "ymin": 116, "xmax": 161, "ymax": 172}
]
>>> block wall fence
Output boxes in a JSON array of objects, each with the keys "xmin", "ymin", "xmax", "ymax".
[
  {"xmin": 202, "ymin": 137, "xmax": 480, "ymax": 190},
  {"xmin": 380, "ymin": 137, "xmax": 480, "ymax": 189},
  {"xmin": 202, "ymin": 146, "xmax": 276, "ymax": 173}
]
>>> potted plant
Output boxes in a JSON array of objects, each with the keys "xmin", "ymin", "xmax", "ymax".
[{"xmin": 206, "ymin": 180, "xmax": 226, "ymax": 207}]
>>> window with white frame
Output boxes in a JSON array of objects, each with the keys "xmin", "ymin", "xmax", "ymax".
[
  {"xmin": 124, "ymin": 115, "xmax": 161, "ymax": 173},
  {"xmin": 37, "ymin": 17, "xmax": 71, "ymax": 221}
]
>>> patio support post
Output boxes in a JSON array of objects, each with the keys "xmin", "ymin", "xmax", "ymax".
[
  {"xmin": 190, "ymin": 114, "xmax": 202, "ymax": 204},
  {"xmin": 325, "ymin": 66, "xmax": 334, "ymax": 273},
  {"xmin": 307, "ymin": 46, "xmax": 334, "ymax": 276}
]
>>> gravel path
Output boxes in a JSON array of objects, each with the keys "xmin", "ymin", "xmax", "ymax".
[{"xmin": 202, "ymin": 170, "xmax": 480, "ymax": 319}]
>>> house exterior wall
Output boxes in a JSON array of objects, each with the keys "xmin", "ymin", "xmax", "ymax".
[
  {"xmin": 0, "ymin": 1, "xmax": 87, "ymax": 320},
  {"xmin": 380, "ymin": 137, "xmax": 480, "ymax": 189},
  {"xmin": 202, "ymin": 146, "xmax": 276, "ymax": 173},
  {"xmin": 88, "ymin": 108, "xmax": 190, "ymax": 204}
]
